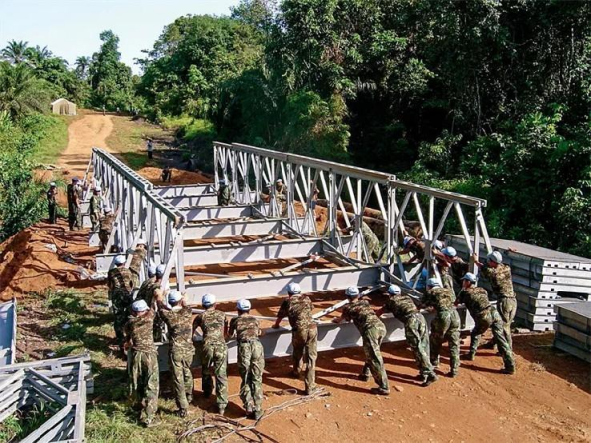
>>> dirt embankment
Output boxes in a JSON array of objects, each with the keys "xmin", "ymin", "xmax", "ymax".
[
  {"xmin": 136, "ymin": 166, "xmax": 213, "ymax": 186},
  {"xmin": 0, "ymin": 220, "xmax": 101, "ymax": 301}
]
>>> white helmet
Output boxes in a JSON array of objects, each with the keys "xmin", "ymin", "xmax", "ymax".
[
  {"xmin": 219, "ymin": 178, "xmax": 226, "ymax": 185},
  {"xmin": 104, "ymin": 207, "xmax": 112, "ymax": 214},
  {"xmin": 156, "ymin": 264, "xmax": 166, "ymax": 278},
  {"xmin": 202, "ymin": 293, "xmax": 216, "ymax": 307},
  {"xmin": 168, "ymin": 290, "xmax": 183, "ymax": 304},
  {"xmin": 442, "ymin": 246, "xmax": 457, "ymax": 257},
  {"xmin": 462, "ymin": 272, "xmax": 477, "ymax": 284},
  {"xmin": 132, "ymin": 299, "xmax": 149, "ymax": 312},
  {"xmin": 388, "ymin": 285, "xmax": 401, "ymax": 295},
  {"xmin": 403, "ymin": 236, "xmax": 415, "ymax": 247},
  {"xmin": 137, "ymin": 237, "xmax": 146, "ymax": 246},
  {"xmin": 345, "ymin": 286, "xmax": 360, "ymax": 298},
  {"xmin": 114, "ymin": 255, "xmax": 126, "ymax": 266},
  {"xmin": 147, "ymin": 264, "xmax": 157, "ymax": 277},
  {"xmin": 427, "ymin": 278, "xmax": 441, "ymax": 288},
  {"xmin": 276, "ymin": 178, "xmax": 283, "ymax": 183},
  {"xmin": 49, "ymin": 182, "xmax": 56, "ymax": 187},
  {"xmin": 287, "ymin": 282, "xmax": 301, "ymax": 295},
  {"xmin": 488, "ymin": 251, "xmax": 503, "ymax": 264},
  {"xmin": 434, "ymin": 240, "xmax": 443, "ymax": 250},
  {"xmin": 237, "ymin": 299, "xmax": 251, "ymax": 311}
]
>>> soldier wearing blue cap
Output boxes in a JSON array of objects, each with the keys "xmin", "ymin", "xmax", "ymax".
[
  {"xmin": 124, "ymin": 299, "xmax": 159, "ymax": 427},
  {"xmin": 193, "ymin": 293, "xmax": 229, "ymax": 415},
  {"xmin": 157, "ymin": 290, "xmax": 195, "ymax": 417},
  {"xmin": 108, "ymin": 254, "xmax": 135, "ymax": 355},
  {"xmin": 377, "ymin": 284, "xmax": 438, "ymax": 387},
  {"xmin": 422, "ymin": 277, "xmax": 460, "ymax": 377},
  {"xmin": 229, "ymin": 299, "xmax": 265, "ymax": 419},
  {"xmin": 333, "ymin": 286, "xmax": 390, "ymax": 395},
  {"xmin": 457, "ymin": 273, "xmax": 515, "ymax": 374}
]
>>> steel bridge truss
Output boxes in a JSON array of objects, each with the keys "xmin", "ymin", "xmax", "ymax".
[{"xmin": 88, "ymin": 143, "xmax": 491, "ymax": 369}]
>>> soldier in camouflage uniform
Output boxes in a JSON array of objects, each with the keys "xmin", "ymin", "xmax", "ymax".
[
  {"xmin": 129, "ymin": 239, "xmax": 147, "ymax": 288},
  {"xmin": 217, "ymin": 179, "xmax": 232, "ymax": 206},
  {"xmin": 67, "ymin": 177, "xmax": 82, "ymax": 231},
  {"xmin": 158, "ymin": 290, "xmax": 195, "ymax": 417},
  {"xmin": 108, "ymin": 255, "xmax": 135, "ymax": 354},
  {"xmin": 376, "ymin": 285, "xmax": 438, "ymax": 386},
  {"xmin": 275, "ymin": 179, "xmax": 287, "ymax": 216},
  {"xmin": 435, "ymin": 246, "xmax": 469, "ymax": 295},
  {"xmin": 401, "ymin": 236, "xmax": 426, "ymax": 265},
  {"xmin": 136, "ymin": 264, "xmax": 157, "ymax": 305},
  {"xmin": 229, "ymin": 299, "xmax": 265, "ymax": 419},
  {"xmin": 422, "ymin": 278, "xmax": 460, "ymax": 377},
  {"xmin": 124, "ymin": 299, "xmax": 159, "ymax": 427},
  {"xmin": 475, "ymin": 251, "xmax": 517, "ymax": 349},
  {"xmin": 333, "ymin": 286, "xmax": 390, "ymax": 395},
  {"xmin": 193, "ymin": 293, "xmax": 229, "ymax": 414},
  {"xmin": 89, "ymin": 188, "xmax": 103, "ymax": 231},
  {"xmin": 457, "ymin": 273, "xmax": 515, "ymax": 374},
  {"xmin": 99, "ymin": 207, "xmax": 116, "ymax": 250},
  {"xmin": 273, "ymin": 282, "xmax": 318, "ymax": 395}
]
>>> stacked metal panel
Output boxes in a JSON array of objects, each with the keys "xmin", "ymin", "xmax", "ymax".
[
  {"xmin": 553, "ymin": 302, "xmax": 591, "ymax": 363},
  {"xmin": 0, "ymin": 298, "xmax": 16, "ymax": 366},
  {"xmin": 446, "ymin": 236, "xmax": 591, "ymax": 331}
]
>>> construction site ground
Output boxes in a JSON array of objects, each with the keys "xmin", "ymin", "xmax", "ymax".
[{"xmin": 1, "ymin": 112, "xmax": 589, "ymax": 442}]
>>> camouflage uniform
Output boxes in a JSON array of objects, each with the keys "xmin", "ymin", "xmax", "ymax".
[
  {"xmin": 343, "ymin": 299, "xmax": 389, "ymax": 391},
  {"xmin": 217, "ymin": 185, "xmax": 232, "ymax": 206},
  {"xmin": 275, "ymin": 183, "xmax": 287, "ymax": 216},
  {"xmin": 89, "ymin": 195, "xmax": 102, "ymax": 231},
  {"xmin": 422, "ymin": 287, "xmax": 460, "ymax": 375},
  {"xmin": 136, "ymin": 277, "xmax": 157, "ymax": 305},
  {"xmin": 277, "ymin": 295, "xmax": 317, "ymax": 393},
  {"xmin": 457, "ymin": 287, "xmax": 515, "ymax": 371},
  {"xmin": 108, "ymin": 266, "xmax": 135, "ymax": 347},
  {"xmin": 125, "ymin": 311, "xmax": 159, "ymax": 424},
  {"xmin": 66, "ymin": 184, "xmax": 81, "ymax": 230},
  {"xmin": 481, "ymin": 264, "xmax": 516, "ymax": 349},
  {"xmin": 130, "ymin": 248, "xmax": 147, "ymax": 288},
  {"xmin": 383, "ymin": 295, "xmax": 436, "ymax": 379},
  {"xmin": 193, "ymin": 310, "xmax": 228, "ymax": 409},
  {"xmin": 99, "ymin": 213, "xmax": 116, "ymax": 249},
  {"xmin": 47, "ymin": 188, "xmax": 58, "ymax": 224},
  {"xmin": 229, "ymin": 315, "xmax": 265, "ymax": 414},
  {"xmin": 160, "ymin": 306, "xmax": 195, "ymax": 411},
  {"xmin": 361, "ymin": 221, "xmax": 381, "ymax": 262}
]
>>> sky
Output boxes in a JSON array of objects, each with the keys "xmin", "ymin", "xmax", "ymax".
[{"xmin": 0, "ymin": 0, "xmax": 241, "ymax": 73}]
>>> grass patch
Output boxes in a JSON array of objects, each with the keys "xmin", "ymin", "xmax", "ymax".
[
  {"xmin": 31, "ymin": 114, "xmax": 74, "ymax": 165},
  {"xmin": 0, "ymin": 402, "xmax": 60, "ymax": 442},
  {"xmin": 106, "ymin": 115, "xmax": 173, "ymax": 171},
  {"xmin": 160, "ymin": 115, "xmax": 216, "ymax": 145}
]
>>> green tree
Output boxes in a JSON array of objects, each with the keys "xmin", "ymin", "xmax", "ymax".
[
  {"xmin": 1, "ymin": 40, "xmax": 29, "ymax": 64},
  {"xmin": 0, "ymin": 62, "xmax": 51, "ymax": 119}
]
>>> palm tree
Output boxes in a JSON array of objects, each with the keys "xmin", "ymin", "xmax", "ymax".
[
  {"xmin": 1, "ymin": 40, "xmax": 29, "ymax": 64},
  {"xmin": 24, "ymin": 45, "xmax": 52, "ymax": 68},
  {"xmin": 75, "ymin": 56, "xmax": 90, "ymax": 79},
  {"xmin": 0, "ymin": 62, "xmax": 50, "ymax": 118}
]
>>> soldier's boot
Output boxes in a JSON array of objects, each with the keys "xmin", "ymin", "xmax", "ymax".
[
  {"xmin": 358, "ymin": 363, "xmax": 370, "ymax": 381},
  {"xmin": 501, "ymin": 366, "xmax": 515, "ymax": 375},
  {"xmin": 448, "ymin": 370, "xmax": 458, "ymax": 378},
  {"xmin": 370, "ymin": 387, "xmax": 390, "ymax": 396},
  {"xmin": 179, "ymin": 408, "xmax": 188, "ymax": 418},
  {"xmin": 430, "ymin": 358, "xmax": 440, "ymax": 369},
  {"xmin": 245, "ymin": 403, "xmax": 254, "ymax": 417},
  {"xmin": 253, "ymin": 409, "xmax": 264, "ymax": 420},
  {"xmin": 305, "ymin": 386, "xmax": 321, "ymax": 396},
  {"xmin": 422, "ymin": 373, "xmax": 438, "ymax": 387}
]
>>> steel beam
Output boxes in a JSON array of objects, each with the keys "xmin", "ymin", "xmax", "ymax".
[
  {"xmin": 179, "ymin": 266, "xmax": 381, "ymax": 302},
  {"xmin": 156, "ymin": 184, "xmax": 215, "ymax": 198},
  {"xmin": 183, "ymin": 219, "xmax": 283, "ymax": 240},
  {"xmin": 158, "ymin": 308, "xmax": 475, "ymax": 370},
  {"xmin": 180, "ymin": 205, "xmax": 253, "ymax": 222},
  {"xmin": 180, "ymin": 238, "xmax": 326, "ymax": 266},
  {"xmin": 164, "ymin": 194, "xmax": 219, "ymax": 207},
  {"xmin": 0, "ymin": 299, "xmax": 16, "ymax": 366}
]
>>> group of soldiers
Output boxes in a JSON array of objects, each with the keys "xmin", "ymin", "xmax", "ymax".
[
  {"xmin": 46, "ymin": 177, "xmax": 85, "ymax": 230},
  {"xmin": 108, "ymin": 239, "xmax": 517, "ymax": 427}
]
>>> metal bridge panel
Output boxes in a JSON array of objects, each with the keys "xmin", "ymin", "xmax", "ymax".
[
  {"xmin": 183, "ymin": 219, "xmax": 283, "ymax": 240},
  {"xmin": 180, "ymin": 205, "xmax": 253, "ymax": 222}
]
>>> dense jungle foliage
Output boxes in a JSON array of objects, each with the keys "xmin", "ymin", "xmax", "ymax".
[{"xmin": 1, "ymin": 0, "xmax": 590, "ymax": 256}]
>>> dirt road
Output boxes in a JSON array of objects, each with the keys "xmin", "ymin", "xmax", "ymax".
[{"xmin": 57, "ymin": 112, "xmax": 113, "ymax": 180}]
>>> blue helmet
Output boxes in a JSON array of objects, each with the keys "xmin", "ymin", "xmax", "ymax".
[
  {"xmin": 345, "ymin": 286, "xmax": 360, "ymax": 298},
  {"xmin": 202, "ymin": 293, "xmax": 216, "ymax": 307},
  {"xmin": 388, "ymin": 285, "xmax": 401, "ymax": 295},
  {"xmin": 462, "ymin": 272, "xmax": 477, "ymax": 284},
  {"xmin": 427, "ymin": 278, "xmax": 441, "ymax": 288},
  {"xmin": 237, "ymin": 299, "xmax": 251, "ymax": 311}
]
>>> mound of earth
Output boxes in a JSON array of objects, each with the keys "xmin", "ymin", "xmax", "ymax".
[
  {"xmin": 0, "ymin": 220, "xmax": 102, "ymax": 301},
  {"xmin": 137, "ymin": 166, "xmax": 213, "ymax": 186}
]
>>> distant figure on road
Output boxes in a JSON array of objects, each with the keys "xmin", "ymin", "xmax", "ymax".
[
  {"xmin": 47, "ymin": 182, "xmax": 58, "ymax": 224},
  {"xmin": 67, "ymin": 177, "xmax": 82, "ymax": 231},
  {"xmin": 161, "ymin": 165, "xmax": 172, "ymax": 183},
  {"xmin": 147, "ymin": 139, "xmax": 154, "ymax": 159},
  {"xmin": 102, "ymin": 105, "xmax": 106, "ymax": 116}
]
